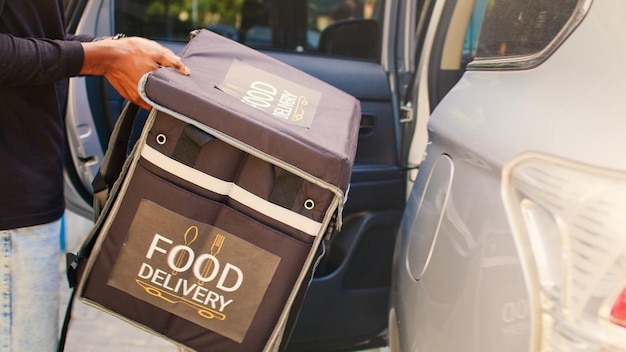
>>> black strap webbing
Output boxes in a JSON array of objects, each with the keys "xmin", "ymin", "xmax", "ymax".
[
  {"xmin": 270, "ymin": 169, "xmax": 304, "ymax": 209},
  {"xmin": 172, "ymin": 124, "xmax": 215, "ymax": 166},
  {"xmin": 58, "ymin": 102, "xmax": 141, "ymax": 352}
]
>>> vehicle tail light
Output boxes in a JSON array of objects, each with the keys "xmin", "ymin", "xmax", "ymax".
[
  {"xmin": 610, "ymin": 288, "xmax": 626, "ymax": 328},
  {"xmin": 502, "ymin": 152, "xmax": 626, "ymax": 351}
]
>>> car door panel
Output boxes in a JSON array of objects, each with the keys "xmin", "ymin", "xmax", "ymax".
[
  {"xmin": 267, "ymin": 48, "xmax": 404, "ymax": 352},
  {"xmin": 287, "ymin": 210, "xmax": 402, "ymax": 352}
]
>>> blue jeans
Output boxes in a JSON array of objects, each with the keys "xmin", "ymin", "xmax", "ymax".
[{"xmin": 0, "ymin": 220, "xmax": 61, "ymax": 352}]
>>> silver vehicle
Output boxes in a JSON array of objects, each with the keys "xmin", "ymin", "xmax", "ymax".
[
  {"xmin": 391, "ymin": 0, "xmax": 626, "ymax": 351},
  {"xmin": 62, "ymin": 0, "xmax": 626, "ymax": 350}
]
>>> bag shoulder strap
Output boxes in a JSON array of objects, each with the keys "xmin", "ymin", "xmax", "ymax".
[
  {"xmin": 58, "ymin": 102, "xmax": 142, "ymax": 352},
  {"xmin": 92, "ymin": 102, "xmax": 140, "ymax": 212}
]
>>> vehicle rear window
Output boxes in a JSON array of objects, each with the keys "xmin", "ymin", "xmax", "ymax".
[
  {"xmin": 114, "ymin": 0, "xmax": 383, "ymax": 60},
  {"xmin": 474, "ymin": 0, "xmax": 579, "ymax": 58}
]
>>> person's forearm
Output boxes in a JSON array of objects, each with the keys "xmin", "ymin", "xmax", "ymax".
[
  {"xmin": 80, "ymin": 38, "xmax": 131, "ymax": 76},
  {"xmin": 0, "ymin": 33, "xmax": 84, "ymax": 86},
  {"xmin": 80, "ymin": 36, "xmax": 189, "ymax": 109}
]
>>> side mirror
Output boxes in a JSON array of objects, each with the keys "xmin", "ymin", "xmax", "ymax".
[{"xmin": 318, "ymin": 19, "xmax": 380, "ymax": 60}]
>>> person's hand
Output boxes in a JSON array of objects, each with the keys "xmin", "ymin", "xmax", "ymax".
[{"xmin": 80, "ymin": 36, "xmax": 190, "ymax": 110}]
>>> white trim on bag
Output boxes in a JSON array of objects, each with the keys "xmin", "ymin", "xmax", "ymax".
[{"xmin": 141, "ymin": 144, "xmax": 322, "ymax": 237}]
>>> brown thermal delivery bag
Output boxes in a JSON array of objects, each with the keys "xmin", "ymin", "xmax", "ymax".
[{"xmin": 65, "ymin": 29, "xmax": 360, "ymax": 352}]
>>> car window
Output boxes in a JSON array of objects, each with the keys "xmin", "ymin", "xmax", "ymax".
[
  {"xmin": 114, "ymin": 0, "xmax": 383, "ymax": 60},
  {"xmin": 477, "ymin": 0, "xmax": 578, "ymax": 58},
  {"xmin": 461, "ymin": 0, "xmax": 487, "ymax": 65},
  {"xmin": 467, "ymin": 0, "xmax": 586, "ymax": 69}
]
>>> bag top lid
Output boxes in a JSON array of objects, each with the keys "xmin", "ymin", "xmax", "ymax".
[{"xmin": 140, "ymin": 29, "xmax": 360, "ymax": 194}]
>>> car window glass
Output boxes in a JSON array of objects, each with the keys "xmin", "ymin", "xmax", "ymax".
[
  {"xmin": 474, "ymin": 0, "xmax": 578, "ymax": 58},
  {"xmin": 461, "ymin": 0, "xmax": 488, "ymax": 65},
  {"xmin": 114, "ymin": 0, "xmax": 383, "ymax": 60}
]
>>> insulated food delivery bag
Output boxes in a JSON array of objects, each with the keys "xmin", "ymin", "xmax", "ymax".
[{"xmin": 68, "ymin": 29, "xmax": 360, "ymax": 351}]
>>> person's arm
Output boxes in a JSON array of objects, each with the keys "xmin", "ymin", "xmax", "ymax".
[
  {"xmin": 80, "ymin": 36, "xmax": 190, "ymax": 110},
  {"xmin": 0, "ymin": 33, "xmax": 84, "ymax": 86},
  {"xmin": 0, "ymin": 33, "xmax": 190, "ymax": 109}
]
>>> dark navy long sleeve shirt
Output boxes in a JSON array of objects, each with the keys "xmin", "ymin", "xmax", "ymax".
[{"xmin": 0, "ymin": 0, "xmax": 91, "ymax": 229}]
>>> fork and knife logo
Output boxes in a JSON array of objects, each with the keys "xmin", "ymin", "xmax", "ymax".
[
  {"xmin": 198, "ymin": 234, "xmax": 225, "ymax": 286},
  {"xmin": 171, "ymin": 226, "xmax": 226, "ymax": 287}
]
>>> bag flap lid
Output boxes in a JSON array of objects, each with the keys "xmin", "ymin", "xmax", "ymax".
[{"xmin": 140, "ymin": 29, "xmax": 360, "ymax": 194}]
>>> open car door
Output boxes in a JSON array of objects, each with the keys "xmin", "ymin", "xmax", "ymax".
[{"xmin": 62, "ymin": 0, "xmax": 428, "ymax": 350}]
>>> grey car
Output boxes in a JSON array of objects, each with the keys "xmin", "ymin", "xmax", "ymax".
[{"xmin": 390, "ymin": 0, "xmax": 626, "ymax": 351}]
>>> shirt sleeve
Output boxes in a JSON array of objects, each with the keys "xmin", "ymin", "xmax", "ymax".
[{"xmin": 0, "ymin": 33, "xmax": 85, "ymax": 87}]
